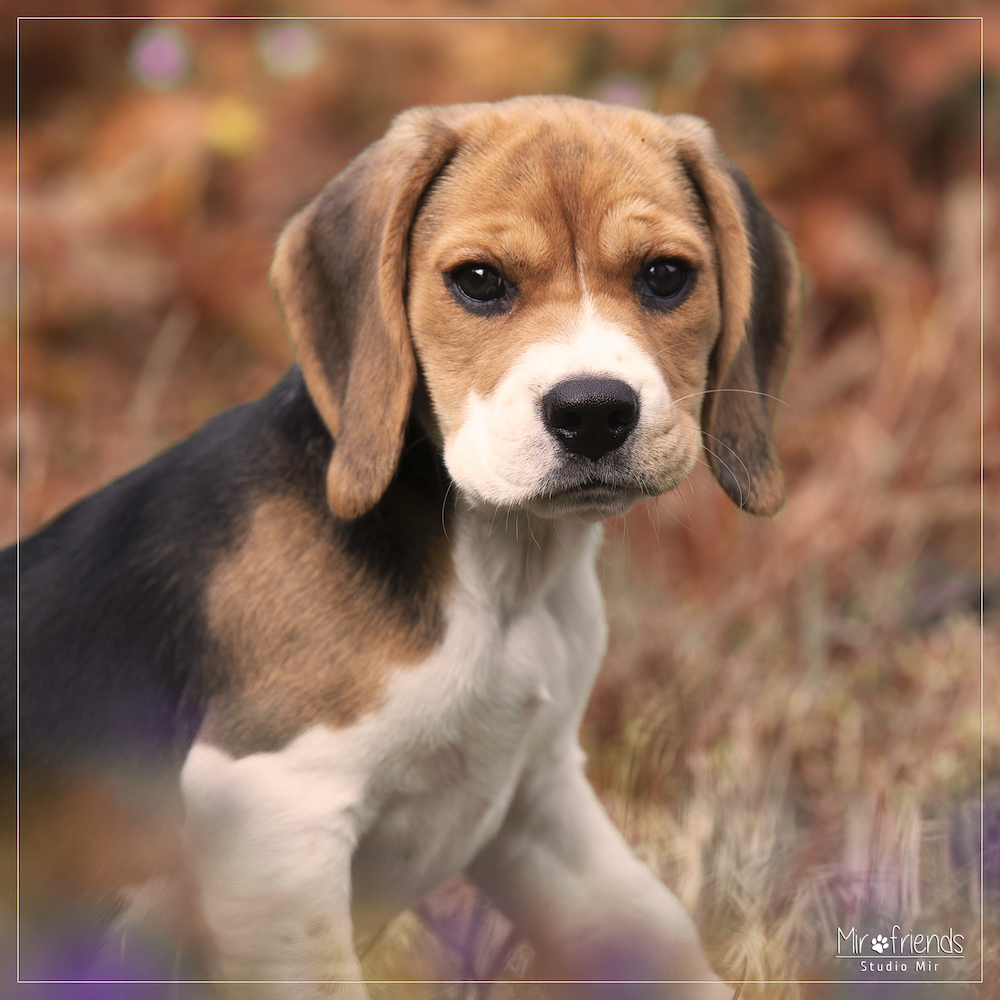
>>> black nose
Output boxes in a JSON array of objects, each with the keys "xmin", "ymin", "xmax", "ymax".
[{"xmin": 542, "ymin": 377, "xmax": 640, "ymax": 462}]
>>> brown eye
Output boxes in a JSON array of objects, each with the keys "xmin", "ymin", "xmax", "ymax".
[
  {"xmin": 454, "ymin": 264, "xmax": 506, "ymax": 302},
  {"xmin": 642, "ymin": 258, "xmax": 691, "ymax": 299}
]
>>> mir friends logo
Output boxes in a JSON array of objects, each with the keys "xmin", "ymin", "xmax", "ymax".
[{"xmin": 837, "ymin": 925, "xmax": 965, "ymax": 973}]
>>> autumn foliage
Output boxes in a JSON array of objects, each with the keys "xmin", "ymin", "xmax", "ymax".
[{"xmin": 2, "ymin": 7, "xmax": 996, "ymax": 998}]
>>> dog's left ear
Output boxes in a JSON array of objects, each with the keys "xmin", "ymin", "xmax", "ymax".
[
  {"xmin": 270, "ymin": 109, "xmax": 464, "ymax": 520},
  {"xmin": 667, "ymin": 116, "xmax": 801, "ymax": 517}
]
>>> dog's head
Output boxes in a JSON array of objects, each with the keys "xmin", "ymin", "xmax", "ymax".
[{"xmin": 271, "ymin": 96, "xmax": 799, "ymax": 522}]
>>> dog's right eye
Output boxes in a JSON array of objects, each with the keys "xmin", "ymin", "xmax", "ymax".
[
  {"xmin": 641, "ymin": 258, "xmax": 692, "ymax": 300},
  {"xmin": 452, "ymin": 264, "xmax": 507, "ymax": 302}
]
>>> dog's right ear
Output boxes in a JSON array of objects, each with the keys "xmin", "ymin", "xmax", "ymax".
[{"xmin": 270, "ymin": 110, "xmax": 462, "ymax": 520}]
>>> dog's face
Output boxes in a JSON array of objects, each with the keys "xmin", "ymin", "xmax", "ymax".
[
  {"xmin": 271, "ymin": 97, "xmax": 799, "ymax": 522},
  {"xmin": 406, "ymin": 108, "xmax": 725, "ymax": 519}
]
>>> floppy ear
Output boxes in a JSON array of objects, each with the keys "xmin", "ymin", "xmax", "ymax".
[
  {"xmin": 668, "ymin": 116, "xmax": 800, "ymax": 517},
  {"xmin": 270, "ymin": 109, "xmax": 462, "ymax": 520}
]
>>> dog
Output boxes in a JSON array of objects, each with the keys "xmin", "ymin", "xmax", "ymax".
[{"xmin": 2, "ymin": 95, "xmax": 799, "ymax": 997}]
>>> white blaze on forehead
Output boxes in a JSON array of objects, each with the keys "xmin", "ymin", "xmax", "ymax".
[{"xmin": 444, "ymin": 299, "xmax": 673, "ymax": 507}]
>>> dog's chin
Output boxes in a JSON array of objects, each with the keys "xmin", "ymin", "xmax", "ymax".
[{"xmin": 524, "ymin": 484, "xmax": 646, "ymax": 521}]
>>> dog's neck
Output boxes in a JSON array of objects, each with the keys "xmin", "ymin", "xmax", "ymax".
[{"xmin": 447, "ymin": 500, "xmax": 601, "ymax": 614}]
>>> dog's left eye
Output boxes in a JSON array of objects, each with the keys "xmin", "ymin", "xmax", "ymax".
[
  {"xmin": 453, "ymin": 264, "xmax": 507, "ymax": 302},
  {"xmin": 641, "ymin": 258, "xmax": 692, "ymax": 300}
]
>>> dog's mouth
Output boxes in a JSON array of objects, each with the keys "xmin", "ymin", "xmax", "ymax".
[
  {"xmin": 552, "ymin": 477, "xmax": 634, "ymax": 496},
  {"xmin": 527, "ymin": 477, "xmax": 648, "ymax": 519}
]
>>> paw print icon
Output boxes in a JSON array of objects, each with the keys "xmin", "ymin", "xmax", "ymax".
[{"xmin": 871, "ymin": 934, "xmax": 889, "ymax": 954}]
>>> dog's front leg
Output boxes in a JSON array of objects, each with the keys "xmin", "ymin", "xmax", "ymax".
[
  {"xmin": 467, "ymin": 751, "xmax": 732, "ymax": 1000},
  {"xmin": 182, "ymin": 743, "xmax": 368, "ymax": 999}
]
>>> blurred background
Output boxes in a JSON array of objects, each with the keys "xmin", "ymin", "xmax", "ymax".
[{"xmin": 2, "ymin": 4, "xmax": 997, "ymax": 998}]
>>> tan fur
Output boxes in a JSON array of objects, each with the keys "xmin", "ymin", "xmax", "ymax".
[
  {"xmin": 665, "ymin": 115, "xmax": 755, "ymax": 386},
  {"xmin": 202, "ymin": 493, "xmax": 453, "ymax": 754},
  {"xmin": 270, "ymin": 211, "xmax": 345, "ymax": 440}
]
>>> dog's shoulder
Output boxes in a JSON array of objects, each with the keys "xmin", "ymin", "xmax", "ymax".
[
  {"xmin": 194, "ymin": 393, "xmax": 456, "ymax": 757},
  {"xmin": 4, "ymin": 365, "xmax": 456, "ymax": 763},
  {"xmin": 3, "ymin": 368, "xmax": 325, "ymax": 760}
]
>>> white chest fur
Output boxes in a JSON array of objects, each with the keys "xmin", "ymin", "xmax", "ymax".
[{"xmin": 180, "ymin": 510, "xmax": 607, "ymax": 974}]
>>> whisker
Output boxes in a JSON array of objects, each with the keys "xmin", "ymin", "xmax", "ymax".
[
  {"xmin": 662, "ymin": 491, "xmax": 693, "ymax": 532},
  {"xmin": 527, "ymin": 516, "xmax": 541, "ymax": 552},
  {"xmin": 440, "ymin": 480, "xmax": 453, "ymax": 541},
  {"xmin": 645, "ymin": 496, "xmax": 666, "ymax": 542},
  {"xmin": 648, "ymin": 336, "xmax": 698, "ymax": 360},
  {"xmin": 700, "ymin": 436, "xmax": 750, "ymax": 509},
  {"xmin": 400, "ymin": 430, "xmax": 432, "ymax": 455},
  {"xmin": 702, "ymin": 431, "xmax": 753, "ymax": 492},
  {"xmin": 672, "ymin": 387, "xmax": 788, "ymax": 407}
]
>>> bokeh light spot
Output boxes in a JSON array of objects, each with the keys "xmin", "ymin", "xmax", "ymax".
[
  {"xmin": 595, "ymin": 75, "xmax": 650, "ymax": 110},
  {"xmin": 257, "ymin": 22, "xmax": 321, "ymax": 78},
  {"xmin": 128, "ymin": 25, "xmax": 190, "ymax": 91},
  {"xmin": 205, "ymin": 95, "xmax": 264, "ymax": 159}
]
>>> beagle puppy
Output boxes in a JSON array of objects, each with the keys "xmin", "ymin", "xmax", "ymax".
[{"xmin": 1, "ymin": 95, "xmax": 798, "ymax": 997}]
